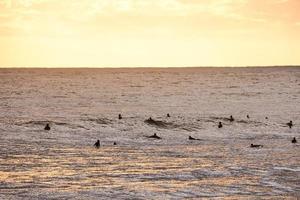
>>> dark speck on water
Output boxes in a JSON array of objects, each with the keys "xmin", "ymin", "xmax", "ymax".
[
  {"xmin": 218, "ymin": 122, "xmax": 223, "ymax": 128},
  {"xmin": 44, "ymin": 123, "xmax": 50, "ymax": 130},
  {"xmin": 94, "ymin": 140, "xmax": 100, "ymax": 148},
  {"xmin": 250, "ymin": 144, "xmax": 263, "ymax": 148},
  {"xmin": 287, "ymin": 120, "xmax": 293, "ymax": 128}
]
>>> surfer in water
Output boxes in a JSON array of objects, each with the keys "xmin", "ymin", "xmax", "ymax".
[
  {"xmin": 118, "ymin": 114, "xmax": 122, "ymax": 119},
  {"xmin": 148, "ymin": 117, "xmax": 153, "ymax": 121},
  {"xmin": 94, "ymin": 140, "xmax": 100, "ymax": 148},
  {"xmin": 167, "ymin": 113, "xmax": 170, "ymax": 118},
  {"xmin": 292, "ymin": 137, "xmax": 297, "ymax": 143},
  {"xmin": 229, "ymin": 115, "xmax": 234, "ymax": 122},
  {"xmin": 147, "ymin": 133, "xmax": 161, "ymax": 139},
  {"xmin": 218, "ymin": 122, "xmax": 223, "ymax": 128},
  {"xmin": 188, "ymin": 136, "xmax": 201, "ymax": 141},
  {"xmin": 250, "ymin": 144, "xmax": 263, "ymax": 148},
  {"xmin": 44, "ymin": 123, "xmax": 50, "ymax": 130},
  {"xmin": 287, "ymin": 121, "xmax": 293, "ymax": 128}
]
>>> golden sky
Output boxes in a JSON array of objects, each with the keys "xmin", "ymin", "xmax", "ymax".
[{"xmin": 0, "ymin": 0, "xmax": 299, "ymax": 67}]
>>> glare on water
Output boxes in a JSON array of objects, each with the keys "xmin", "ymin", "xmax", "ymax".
[{"xmin": 0, "ymin": 67, "xmax": 299, "ymax": 199}]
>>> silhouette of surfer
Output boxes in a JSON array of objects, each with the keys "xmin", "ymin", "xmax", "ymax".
[
  {"xmin": 218, "ymin": 122, "xmax": 223, "ymax": 128},
  {"xmin": 247, "ymin": 115, "xmax": 250, "ymax": 119},
  {"xmin": 113, "ymin": 142, "xmax": 117, "ymax": 145},
  {"xmin": 118, "ymin": 114, "xmax": 122, "ymax": 120},
  {"xmin": 229, "ymin": 115, "xmax": 234, "ymax": 122},
  {"xmin": 287, "ymin": 121, "xmax": 293, "ymax": 128},
  {"xmin": 147, "ymin": 133, "xmax": 161, "ymax": 139},
  {"xmin": 292, "ymin": 137, "xmax": 297, "ymax": 143},
  {"xmin": 188, "ymin": 136, "xmax": 201, "ymax": 141},
  {"xmin": 94, "ymin": 140, "xmax": 100, "ymax": 148},
  {"xmin": 44, "ymin": 123, "xmax": 50, "ymax": 130},
  {"xmin": 167, "ymin": 113, "xmax": 170, "ymax": 118},
  {"xmin": 250, "ymin": 144, "xmax": 263, "ymax": 148},
  {"xmin": 144, "ymin": 117, "xmax": 168, "ymax": 128}
]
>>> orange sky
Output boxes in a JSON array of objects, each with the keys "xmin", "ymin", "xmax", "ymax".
[{"xmin": 0, "ymin": 0, "xmax": 299, "ymax": 67}]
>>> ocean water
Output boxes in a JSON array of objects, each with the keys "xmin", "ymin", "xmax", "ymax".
[{"xmin": 0, "ymin": 67, "xmax": 299, "ymax": 199}]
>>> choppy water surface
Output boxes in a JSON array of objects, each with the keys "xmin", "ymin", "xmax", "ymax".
[{"xmin": 0, "ymin": 67, "xmax": 299, "ymax": 199}]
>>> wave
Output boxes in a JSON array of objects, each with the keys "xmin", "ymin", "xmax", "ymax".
[
  {"xmin": 144, "ymin": 118, "xmax": 200, "ymax": 131},
  {"xmin": 84, "ymin": 118, "xmax": 113, "ymax": 125},
  {"xmin": 144, "ymin": 118, "xmax": 176, "ymax": 128},
  {"xmin": 15, "ymin": 120, "xmax": 88, "ymax": 130},
  {"xmin": 191, "ymin": 169, "xmax": 231, "ymax": 179},
  {"xmin": 209, "ymin": 117, "xmax": 266, "ymax": 126},
  {"xmin": 209, "ymin": 116, "xmax": 233, "ymax": 122}
]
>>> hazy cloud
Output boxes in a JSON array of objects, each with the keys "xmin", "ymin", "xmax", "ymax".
[{"xmin": 0, "ymin": 0, "xmax": 299, "ymax": 67}]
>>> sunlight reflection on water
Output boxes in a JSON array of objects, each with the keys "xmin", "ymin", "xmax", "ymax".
[
  {"xmin": 0, "ymin": 67, "xmax": 299, "ymax": 199},
  {"xmin": 1, "ymin": 142, "xmax": 299, "ymax": 198}
]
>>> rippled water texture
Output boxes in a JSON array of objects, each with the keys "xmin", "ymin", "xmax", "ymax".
[{"xmin": 0, "ymin": 67, "xmax": 299, "ymax": 199}]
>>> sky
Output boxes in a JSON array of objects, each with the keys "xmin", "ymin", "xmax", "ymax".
[{"xmin": 0, "ymin": 0, "xmax": 299, "ymax": 67}]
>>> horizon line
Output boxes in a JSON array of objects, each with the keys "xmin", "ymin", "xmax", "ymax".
[{"xmin": 0, "ymin": 65, "xmax": 300, "ymax": 69}]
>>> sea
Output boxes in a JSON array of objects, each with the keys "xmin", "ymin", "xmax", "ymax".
[{"xmin": 0, "ymin": 67, "xmax": 299, "ymax": 199}]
